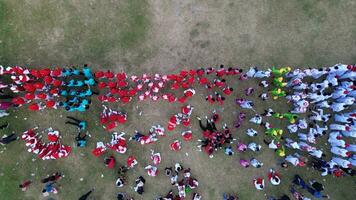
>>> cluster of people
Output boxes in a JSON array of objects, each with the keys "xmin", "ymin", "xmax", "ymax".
[
  {"xmin": 167, "ymin": 104, "xmax": 194, "ymax": 131},
  {"xmin": 197, "ymin": 112, "xmax": 233, "ymax": 158},
  {"xmin": 130, "ymin": 124, "xmax": 165, "ymax": 145},
  {"xmin": 100, "ymin": 105, "xmax": 127, "ymax": 131},
  {"xmin": 156, "ymin": 163, "xmax": 200, "ymax": 200},
  {"xmin": 21, "ymin": 127, "xmax": 71, "ymax": 160},
  {"xmin": 279, "ymin": 64, "xmax": 355, "ymax": 175},
  {"xmin": 0, "ymin": 65, "xmax": 95, "ymax": 112}
]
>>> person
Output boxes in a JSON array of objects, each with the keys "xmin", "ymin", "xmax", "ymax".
[
  {"xmin": 306, "ymin": 185, "xmax": 329, "ymax": 199},
  {"xmin": 116, "ymin": 177, "xmax": 126, "ymax": 187},
  {"xmin": 268, "ymin": 169, "xmax": 281, "ymax": 186},
  {"xmin": 240, "ymin": 159, "xmax": 250, "ymax": 168},
  {"xmin": 42, "ymin": 183, "xmax": 58, "ymax": 196},
  {"xmin": 250, "ymin": 158, "xmax": 263, "ymax": 168},
  {"xmin": 293, "ymin": 175, "xmax": 307, "ymax": 189},
  {"xmin": 78, "ymin": 189, "xmax": 94, "ymax": 200},
  {"xmin": 41, "ymin": 172, "xmax": 62, "ymax": 183},
  {"xmin": 66, "ymin": 116, "xmax": 87, "ymax": 131},
  {"xmin": 174, "ymin": 163, "xmax": 183, "ymax": 173},
  {"xmin": 76, "ymin": 132, "xmax": 87, "ymax": 147},
  {"xmin": 309, "ymin": 180, "xmax": 324, "ymax": 192},
  {"xmin": 134, "ymin": 176, "xmax": 145, "ymax": 195},
  {"xmin": 197, "ymin": 116, "xmax": 217, "ymax": 132},
  {"xmin": 19, "ymin": 180, "xmax": 31, "ymax": 191},
  {"xmin": 225, "ymin": 146, "xmax": 234, "ymax": 156},
  {"xmin": 253, "ymin": 177, "xmax": 265, "ymax": 190},
  {"xmin": 165, "ymin": 167, "xmax": 173, "ymax": 176},
  {"xmin": 104, "ymin": 156, "xmax": 116, "ymax": 169},
  {"xmin": 0, "ymin": 133, "xmax": 17, "ymax": 145},
  {"xmin": 0, "ymin": 122, "xmax": 9, "ymax": 129}
]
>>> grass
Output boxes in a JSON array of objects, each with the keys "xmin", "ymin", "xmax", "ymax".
[{"xmin": 0, "ymin": 0, "xmax": 356, "ymax": 199}]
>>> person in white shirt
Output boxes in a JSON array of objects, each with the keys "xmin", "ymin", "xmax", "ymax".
[
  {"xmin": 297, "ymin": 118, "xmax": 308, "ymax": 129},
  {"xmin": 246, "ymin": 128, "xmax": 258, "ymax": 137},
  {"xmin": 293, "ymin": 83, "xmax": 308, "ymax": 90},
  {"xmin": 330, "ymin": 123, "xmax": 350, "ymax": 131},
  {"xmin": 309, "ymin": 149, "xmax": 324, "ymax": 158},
  {"xmin": 332, "ymin": 157, "xmax": 352, "ymax": 168},
  {"xmin": 330, "ymin": 102, "xmax": 348, "ymax": 112},
  {"xmin": 329, "ymin": 64, "xmax": 348, "ymax": 76},
  {"xmin": 249, "ymin": 115, "xmax": 262, "ymax": 124},
  {"xmin": 316, "ymin": 100, "xmax": 331, "ymax": 108},
  {"xmin": 250, "ymin": 158, "xmax": 263, "ymax": 168},
  {"xmin": 309, "ymin": 109, "xmax": 330, "ymax": 122},
  {"xmin": 310, "ymin": 68, "xmax": 327, "ymax": 79},
  {"xmin": 334, "ymin": 113, "xmax": 353, "ymax": 123},
  {"xmin": 340, "ymin": 70, "xmax": 355, "ymax": 80},
  {"xmin": 285, "ymin": 138, "xmax": 300, "ymax": 149},
  {"xmin": 331, "ymin": 146, "xmax": 351, "ymax": 157},
  {"xmin": 248, "ymin": 142, "xmax": 261, "ymax": 152},
  {"xmin": 346, "ymin": 144, "xmax": 356, "ymax": 152},
  {"xmin": 285, "ymin": 155, "xmax": 301, "ymax": 166},
  {"xmin": 332, "ymin": 88, "xmax": 349, "ymax": 99},
  {"xmin": 298, "ymin": 132, "xmax": 316, "ymax": 144},
  {"xmin": 287, "ymin": 124, "xmax": 298, "ymax": 133},
  {"xmin": 328, "ymin": 137, "xmax": 347, "ymax": 148},
  {"xmin": 336, "ymin": 96, "xmax": 355, "ymax": 106}
]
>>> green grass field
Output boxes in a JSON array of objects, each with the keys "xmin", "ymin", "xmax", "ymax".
[{"xmin": 0, "ymin": 0, "xmax": 355, "ymax": 199}]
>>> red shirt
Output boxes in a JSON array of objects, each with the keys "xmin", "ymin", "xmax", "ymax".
[
  {"xmin": 39, "ymin": 68, "xmax": 51, "ymax": 77},
  {"xmin": 43, "ymin": 76, "xmax": 53, "ymax": 85},
  {"xmin": 52, "ymin": 79, "xmax": 62, "ymax": 87},
  {"xmin": 104, "ymin": 71, "xmax": 114, "ymax": 79},
  {"xmin": 24, "ymin": 93, "xmax": 35, "ymax": 100},
  {"xmin": 95, "ymin": 71, "xmax": 104, "ymax": 79},
  {"xmin": 46, "ymin": 100, "xmax": 55, "ymax": 108},
  {"xmin": 51, "ymin": 68, "xmax": 62, "ymax": 77},
  {"xmin": 29, "ymin": 103, "xmax": 40, "ymax": 111},
  {"xmin": 98, "ymin": 82, "xmax": 107, "ymax": 89}
]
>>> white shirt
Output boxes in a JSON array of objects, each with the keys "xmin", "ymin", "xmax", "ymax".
[{"xmin": 246, "ymin": 128, "xmax": 258, "ymax": 137}]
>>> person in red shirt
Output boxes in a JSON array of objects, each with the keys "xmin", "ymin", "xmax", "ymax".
[
  {"xmin": 104, "ymin": 156, "xmax": 116, "ymax": 169},
  {"xmin": 205, "ymin": 95, "xmax": 215, "ymax": 104},
  {"xmin": 12, "ymin": 97, "xmax": 26, "ymax": 106},
  {"xmin": 45, "ymin": 100, "xmax": 56, "ymax": 109},
  {"xmin": 52, "ymin": 79, "xmax": 62, "ymax": 87},
  {"xmin": 51, "ymin": 68, "xmax": 62, "ymax": 77},
  {"xmin": 127, "ymin": 156, "xmax": 138, "ymax": 169},
  {"xmin": 29, "ymin": 103, "xmax": 40, "ymax": 111},
  {"xmin": 25, "ymin": 93, "xmax": 35, "ymax": 100},
  {"xmin": 104, "ymin": 70, "xmax": 114, "ymax": 79},
  {"xmin": 223, "ymin": 87, "xmax": 233, "ymax": 95},
  {"xmin": 216, "ymin": 65, "xmax": 226, "ymax": 77}
]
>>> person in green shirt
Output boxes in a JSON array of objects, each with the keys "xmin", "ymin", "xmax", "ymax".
[
  {"xmin": 271, "ymin": 66, "xmax": 291, "ymax": 77},
  {"xmin": 273, "ymin": 77, "xmax": 287, "ymax": 87},
  {"xmin": 282, "ymin": 113, "xmax": 298, "ymax": 124},
  {"xmin": 276, "ymin": 146, "xmax": 285, "ymax": 157},
  {"xmin": 270, "ymin": 88, "xmax": 286, "ymax": 100}
]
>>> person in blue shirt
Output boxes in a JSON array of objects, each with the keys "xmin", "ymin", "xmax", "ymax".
[
  {"xmin": 67, "ymin": 79, "xmax": 75, "ymax": 87},
  {"xmin": 84, "ymin": 78, "xmax": 95, "ymax": 86},
  {"xmin": 75, "ymin": 132, "xmax": 87, "ymax": 147},
  {"xmin": 71, "ymin": 68, "xmax": 80, "ymax": 75},
  {"xmin": 83, "ymin": 65, "xmax": 93, "ymax": 78},
  {"xmin": 74, "ymin": 80, "xmax": 84, "ymax": 87},
  {"xmin": 60, "ymin": 90, "xmax": 68, "ymax": 97},
  {"xmin": 62, "ymin": 68, "xmax": 71, "ymax": 77}
]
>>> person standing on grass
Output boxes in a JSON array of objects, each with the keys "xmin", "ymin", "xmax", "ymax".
[{"xmin": 79, "ymin": 189, "xmax": 94, "ymax": 200}]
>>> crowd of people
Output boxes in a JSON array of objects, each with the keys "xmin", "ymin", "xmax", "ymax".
[{"xmin": 0, "ymin": 64, "xmax": 355, "ymax": 199}]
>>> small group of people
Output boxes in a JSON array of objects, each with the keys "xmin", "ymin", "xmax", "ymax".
[
  {"xmin": 197, "ymin": 112, "xmax": 233, "ymax": 158},
  {"xmin": 156, "ymin": 162, "xmax": 200, "ymax": 200},
  {"xmin": 21, "ymin": 127, "xmax": 71, "ymax": 160}
]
